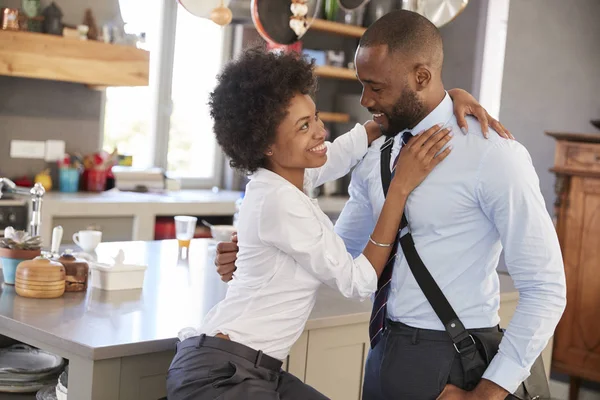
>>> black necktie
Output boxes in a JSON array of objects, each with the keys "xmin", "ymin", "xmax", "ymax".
[{"xmin": 369, "ymin": 131, "xmax": 413, "ymax": 348}]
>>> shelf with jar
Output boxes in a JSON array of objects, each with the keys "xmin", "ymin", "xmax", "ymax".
[{"xmin": 0, "ymin": 3, "xmax": 149, "ymax": 87}]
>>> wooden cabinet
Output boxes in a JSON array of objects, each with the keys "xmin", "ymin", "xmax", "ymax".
[
  {"xmin": 547, "ymin": 132, "xmax": 600, "ymax": 400},
  {"xmin": 283, "ymin": 324, "xmax": 369, "ymax": 400}
]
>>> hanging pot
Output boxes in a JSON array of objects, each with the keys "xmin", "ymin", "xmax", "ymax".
[
  {"xmin": 401, "ymin": 0, "xmax": 469, "ymax": 28},
  {"xmin": 335, "ymin": 0, "xmax": 370, "ymax": 26},
  {"xmin": 251, "ymin": 0, "xmax": 321, "ymax": 45}
]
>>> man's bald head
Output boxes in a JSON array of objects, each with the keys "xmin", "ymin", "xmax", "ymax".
[
  {"xmin": 354, "ymin": 11, "xmax": 446, "ymax": 135},
  {"xmin": 359, "ymin": 10, "xmax": 443, "ymax": 72}
]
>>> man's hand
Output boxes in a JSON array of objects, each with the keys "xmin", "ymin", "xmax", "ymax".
[
  {"xmin": 437, "ymin": 380, "xmax": 509, "ymax": 400},
  {"xmin": 215, "ymin": 233, "xmax": 238, "ymax": 282},
  {"xmin": 448, "ymin": 88, "xmax": 514, "ymax": 140},
  {"xmin": 437, "ymin": 384, "xmax": 474, "ymax": 400}
]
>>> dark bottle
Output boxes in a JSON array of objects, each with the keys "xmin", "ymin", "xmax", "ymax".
[{"xmin": 42, "ymin": 1, "xmax": 63, "ymax": 35}]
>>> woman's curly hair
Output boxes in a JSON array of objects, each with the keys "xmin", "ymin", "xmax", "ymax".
[{"xmin": 209, "ymin": 48, "xmax": 317, "ymax": 174}]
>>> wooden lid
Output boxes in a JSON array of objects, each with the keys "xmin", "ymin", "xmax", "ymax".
[
  {"xmin": 16, "ymin": 258, "xmax": 65, "ymax": 282},
  {"xmin": 58, "ymin": 253, "xmax": 89, "ymax": 277}
]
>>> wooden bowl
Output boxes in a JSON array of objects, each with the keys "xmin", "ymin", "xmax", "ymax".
[{"xmin": 15, "ymin": 258, "xmax": 65, "ymax": 299}]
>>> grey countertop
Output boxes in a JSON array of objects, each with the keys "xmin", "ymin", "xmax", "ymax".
[{"xmin": 0, "ymin": 240, "xmax": 518, "ymax": 362}]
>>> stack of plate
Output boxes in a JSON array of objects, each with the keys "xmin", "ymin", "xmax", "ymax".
[
  {"xmin": 55, "ymin": 366, "xmax": 68, "ymax": 400},
  {"xmin": 36, "ymin": 385, "xmax": 57, "ymax": 400},
  {"xmin": 35, "ymin": 365, "xmax": 68, "ymax": 400},
  {"xmin": 0, "ymin": 344, "xmax": 64, "ymax": 394}
]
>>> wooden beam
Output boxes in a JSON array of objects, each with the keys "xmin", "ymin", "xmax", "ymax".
[
  {"xmin": 0, "ymin": 31, "xmax": 149, "ymax": 87},
  {"xmin": 309, "ymin": 18, "xmax": 366, "ymax": 38},
  {"xmin": 319, "ymin": 112, "xmax": 350, "ymax": 123},
  {"xmin": 314, "ymin": 65, "xmax": 357, "ymax": 81}
]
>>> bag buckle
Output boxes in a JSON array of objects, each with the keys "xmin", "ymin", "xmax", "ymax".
[{"xmin": 453, "ymin": 334, "xmax": 476, "ymax": 354}]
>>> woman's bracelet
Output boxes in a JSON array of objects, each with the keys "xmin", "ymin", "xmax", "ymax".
[{"xmin": 369, "ymin": 235, "xmax": 394, "ymax": 248}]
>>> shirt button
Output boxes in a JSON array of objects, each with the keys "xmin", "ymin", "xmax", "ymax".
[{"xmin": 392, "ymin": 288, "xmax": 397, "ymax": 293}]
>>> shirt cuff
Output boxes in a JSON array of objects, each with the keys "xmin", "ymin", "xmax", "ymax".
[
  {"xmin": 352, "ymin": 253, "xmax": 378, "ymax": 300},
  {"xmin": 482, "ymin": 353, "xmax": 531, "ymax": 394}
]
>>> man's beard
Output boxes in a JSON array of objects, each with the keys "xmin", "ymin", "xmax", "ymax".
[{"xmin": 383, "ymin": 87, "xmax": 427, "ymax": 136}]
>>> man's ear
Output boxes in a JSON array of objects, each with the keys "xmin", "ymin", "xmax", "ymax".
[{"xmin": 414, "ymin": 65, "xmax": 432, "ymax": 91}]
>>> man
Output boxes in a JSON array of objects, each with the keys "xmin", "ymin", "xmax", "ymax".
[{"xmin": 217, "ymin": 11, "xmax": 566, "ymax": 400}]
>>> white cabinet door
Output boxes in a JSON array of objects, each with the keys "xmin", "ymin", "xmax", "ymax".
[
  {"xmin": 305, "ymin": 322, "xmax": 369, "ymax": 400},
  {"xmin": 287, "ymin": 331, "xmax": 308, "ymax": 381}
]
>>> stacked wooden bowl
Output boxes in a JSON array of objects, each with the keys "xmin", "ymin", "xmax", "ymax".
[{"xmin": 15, "ymin": 258, "xmax": 66, "ymax": 299}]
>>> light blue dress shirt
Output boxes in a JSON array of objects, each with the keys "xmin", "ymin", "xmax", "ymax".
[{"xmin": 333, "ymin": 93, "xmax": 567, "ymax": 393}]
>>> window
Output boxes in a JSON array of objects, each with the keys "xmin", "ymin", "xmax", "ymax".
[
  {"xmin": 478, "ymin": 0, "xmax": 510, "ymax": 119},
  {"xmin": 168, "ymin": 11, "xmax": 224, "ymax": 179},
  {"xmin": 103, "ymin": 0, "xmax": 230, "ymax": 187}
]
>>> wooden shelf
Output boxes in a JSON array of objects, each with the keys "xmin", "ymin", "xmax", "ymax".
[
  {"xmin": 319, "ymin": 112, "xmax": 350, "ymax": 123},
  {"xmin": 0, "ymin": 30, "xmax": 149, "ymax": 87},
  {"xmin": 310, "ymin": 18, "xmax": 366, "ymax": 38},
  {"xmin": 314, "ymin": 65, "xmax": 357, "ymax": 81}
]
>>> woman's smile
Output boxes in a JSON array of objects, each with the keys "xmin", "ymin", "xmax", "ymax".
[{"xmin": 308, "ymin": 142, "xmax": 327, "ymax": 155}]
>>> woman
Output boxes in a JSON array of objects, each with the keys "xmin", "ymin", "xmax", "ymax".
[{"xmin": 167, "ymin": 49, "xmax": 508, "ymax": 400}]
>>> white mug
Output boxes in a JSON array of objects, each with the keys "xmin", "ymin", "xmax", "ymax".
[{"xmin": 73, "ymin": 230, "xmax": 102, "ymax": 252}]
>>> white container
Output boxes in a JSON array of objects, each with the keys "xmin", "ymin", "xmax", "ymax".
[
  {"xmin": 210, "ymin": 225, "xmax": 236, "ymax": 242},
  {"xmin": 89, "ymin": 250, "xmax": 147, "ymax": 291}
]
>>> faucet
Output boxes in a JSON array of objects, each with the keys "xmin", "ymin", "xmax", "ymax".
[{"xmin": 0, "ymin": 178, "xmax": 45, "ymax": 237}]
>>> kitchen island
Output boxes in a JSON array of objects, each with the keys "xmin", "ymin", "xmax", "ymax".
[{"xmin": 0, "ymin": 240, "xmax": 546, "ymax": 400}]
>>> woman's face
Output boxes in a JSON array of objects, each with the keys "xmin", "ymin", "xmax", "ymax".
[{"xmin": 267, "ymin": 93, "xmax": 327, "ymax": 171}]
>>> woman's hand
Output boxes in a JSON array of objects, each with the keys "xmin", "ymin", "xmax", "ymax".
[
  {"xmin": 448, "ymin": 88, "xmax": 514, "ymax": 140},
  {"xmin": 391, "ymin": 124, "xmax": 453, "ymax": 194},
  {"xmin": 364, "ymin": 120, "xmax": 383, "ymax": 145}
]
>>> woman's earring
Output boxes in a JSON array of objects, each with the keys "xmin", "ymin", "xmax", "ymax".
[{"xmin": 267, "ymin": 150, "xmax": 273, "ymax": 156}]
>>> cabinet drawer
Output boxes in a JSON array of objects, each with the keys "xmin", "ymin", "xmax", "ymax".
[{"xmin": 557, "ymin": 142, "xmax": 600, "ymax": 172}]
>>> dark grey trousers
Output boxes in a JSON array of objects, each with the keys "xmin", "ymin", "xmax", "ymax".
[
  {"xmin": 362, "ymin": 320, "xmax": 503, "ymax": 400},
  {"xmin": 167, "ymin": 335, "xmax": 329, "ymax": 400}
]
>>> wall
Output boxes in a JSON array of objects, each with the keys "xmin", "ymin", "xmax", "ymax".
[
  {"xmin": 439, "ymin": 0, "xmax": 488, "ymax": 96},
  {"xmin": 0, "ymin": 0, "xmax": 124, "ymax": 179},
  {"xmin": 499, "ymin": 0, "xmax": 600, "ymax": 214},
  {"xmin": 0, "ymin": 77, "xmax": 102, "ymax": 178}
]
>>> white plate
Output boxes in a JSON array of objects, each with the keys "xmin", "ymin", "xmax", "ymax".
[
  {"xmin": 36, "ymin": 385, "xmax": 58, "ymax": 400},
  {"xmin": 0, "ymin": 345, "xmax": 64, "ymax": 375},
  {"xmin": 0, "ymin": 378, "xmax": 57, "ymax": 393},
  {"xmin": 0, "ymin": 369, "xmax": 60, "ymax": 383}
]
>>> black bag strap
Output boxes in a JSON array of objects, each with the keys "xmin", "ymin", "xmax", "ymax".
[{"xmin": 380, "ymin": 141, "xmax": 484, "ymax": 366}]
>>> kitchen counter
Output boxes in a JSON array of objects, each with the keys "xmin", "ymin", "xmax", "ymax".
[
  {"xmin": 0, "ymin": 240, "xmax": 521, "ymax": 400},
  {"xmin": 0, "ymin": 239, "xmax": 516, "ymax": 400},
  {"xmin": 0, "ymin": 239, "xmax": 381, "ymax": 360},
  {"xmin": 36, "ymin": 190, "xmax": 350, "ymax": 246},
  {"xmin": 0, "ymin": 239, "xmax": 521, "ymax": 399},
  {"xmin": 0, "ymin": 239, "xmax": 507, "ymax": 399}
]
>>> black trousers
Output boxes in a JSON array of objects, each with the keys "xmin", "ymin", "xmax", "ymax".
[
  {"xmin": 167, "ymin": 335, "xmax": 329, "ymax": 400},
  {"xmin": 362, "ymin": 320, "xmax": 501, "ymax": 400}
]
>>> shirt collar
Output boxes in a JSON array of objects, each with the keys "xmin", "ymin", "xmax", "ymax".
[{"xmin": 395, "ymin": 91, "xmax": 453, "ymax": 146}]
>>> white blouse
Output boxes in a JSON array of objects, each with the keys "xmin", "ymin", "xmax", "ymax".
[{"xmin": 178, "ymin": 124, "xmax": 378, "ymax": 360}]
